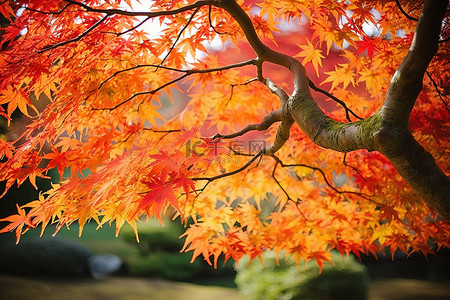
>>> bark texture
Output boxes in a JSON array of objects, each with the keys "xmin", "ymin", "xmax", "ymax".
[{"xmin": 216, "ymin": 0, "xmax": 450, "ymax": 220}]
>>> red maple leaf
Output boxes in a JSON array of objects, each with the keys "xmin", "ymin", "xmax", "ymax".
[{"xmin": 355, "ymin": 36, "xmax": 378, "ymax": 59}]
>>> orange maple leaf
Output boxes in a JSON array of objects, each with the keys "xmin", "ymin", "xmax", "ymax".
[
  {"xmin": 0, "ymin": 205, "xmax": 35, "ymax": 244},
  {"xmin": 296, "ymin": 39, "xmax": 324, "ymax": 77}
]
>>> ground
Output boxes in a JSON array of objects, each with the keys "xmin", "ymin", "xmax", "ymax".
[{"xmin": 1, "ymin": 274, "xmax": 449, "ymax": 300}]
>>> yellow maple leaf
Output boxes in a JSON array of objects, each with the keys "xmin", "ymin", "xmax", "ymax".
[
  {"xmin": 295, "ymin": 39, "xmax": 324, "ymax": 77},
  {"xmin": 321, "ymin": 64, "xmax": 355, "ymax": 91}
]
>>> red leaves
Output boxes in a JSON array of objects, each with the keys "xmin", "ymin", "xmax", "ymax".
[
  {"xmin": 0, "ymin": 1, "xmax": 14, "ymax": 22},
  {"xmin": 137, "ymin": 147, "xmax": 201, "ymax": 222},
  {"xmin": 355, "ymin": 36, "xmax": 378, "ymax": 59},
  {"xmin": 0, "ymin": 139, "xmax": 14, "ymax": 160},
  {"xmin": 139, "ymin": 176, "xmax": 179, "ymax": 223}
]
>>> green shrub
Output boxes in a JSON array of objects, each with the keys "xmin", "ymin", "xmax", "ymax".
[
  {"xmin": 126, "ymin": 251, "xmax": 205, "ymax": 281},
  {"xmin": 235, "ymin": 251, "xmax": 370, "ymax": 300},
  {"xmin": 120, "ymin": 219, "xmax": 236, "ymax": 282},
  {"xmin": 120, "ymin": 219, "xmax": 184, "ymax": 255},
  {"xmin": 0, "ymin": 236, "xmax": 93, "ymax": 277}
]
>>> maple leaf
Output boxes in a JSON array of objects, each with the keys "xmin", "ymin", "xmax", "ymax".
[
  {"xmin": 137, "ymin": 176, "xmax": 179, "ymax": 223},
  {"xmin": 0, "ymin": 2, "xmax": 14, "ymax": 21},
  {"xmin": 0, "ymin": 205, "xmax": 35, "ymax": 244},
  {"xmin": 309, "ymin": 250, "xmax": 333, "ymax": 274},
  {"xmin": 44, "ymin": 146, "xmax": 70, "ymax": 178},
  {"xmin": 295, "ymin": 39, "xmax": 324, "ymax": 77},
  {"xmin": 355, "ymin": 36, "xmax": 378, "ymax": 59},
  {"xmin": 0, "ymin": 139, "xmax": 14, "ymax": 160},
  {"xmin": 321, "ymin": 64, "xmax": 355, "ymax": 91},
  {"xmin": 0, "ymin": 86, "xmax": 39, "ymax": 120}
]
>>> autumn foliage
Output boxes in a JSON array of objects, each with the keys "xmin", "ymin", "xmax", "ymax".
[{"xmin": 0, "ymin": 0, "xmax": 449, "ymax": 270}]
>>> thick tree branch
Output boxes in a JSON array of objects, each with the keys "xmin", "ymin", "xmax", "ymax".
[
  {"xmin": 376, "ymin": 0, "xmax": 450, "ymax": 220},
  {"xmin": 216, "ymin": 0, "xmax": 450, "ymax": 220},
  {"xmin": 216, "ymin": 0, "xmax": 373, "ymax": 154},
  {"xmin": 212, "ymin": 109, "xmax": 283, "ymax": 140},
  {"xmin": 264, "ymin": 78, "xmax": 289, "ymax": 105}
]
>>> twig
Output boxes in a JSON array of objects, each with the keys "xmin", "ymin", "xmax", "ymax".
[
  {"xmin": 272, "ymin": 161, "xmax": 308, "ymax": 219},
  {"xmin": 24, "ymin": 3, "xmax": 72, "ymax": 15},
  {"xmin": 308, "ymin": 79, "xmax": 363, "ymax": 121},
  {"xmin": 39, "ymin": 15, "xmax": 109, "ymax": 53},
  {"xmin": 425, "ymin": 71, "xmax": 449, "ymax": 108},
  {"xmin": 395, "ymin": 0, "xmax": 419, "ymax": 22},
  {"xmin": 157, "ymin": 7, "xmax": 200, "ymax": 69},
  {"xmin": 270, "ymin": 155, "xmax": 371, "ymax": 200},
  {"xmin": 114, "ymin": 16, "xmax": 151, "ymax": 37},
  {"xmin": 95, "ymin": 60, "xmax": 256, "ymax": 92},
  {"xmin": 192, "ymin": 150, "xmax": 263, "ymax": 181},
  {"xmin": 142, "ymin": 128, "xmax": 183, "ymax": 133},
  {"xmin": 208, "ymin": 5, "xmax": 228, "ymax": 35},
  {"xmin": 63, "ymin": 0, "xmax": 215, "ymax": 17},
  {"xmin": 92, "ymin": 73, "xmax": 190, "ymax": 110},
  {"xmin": 227, "ymin": 78, "xmax": 258, "ymax": 107}
]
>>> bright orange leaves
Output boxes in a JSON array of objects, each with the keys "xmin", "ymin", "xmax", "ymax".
[{"xmin": 0, "ymin": 0, "xmax": 449, "ymax": 270}]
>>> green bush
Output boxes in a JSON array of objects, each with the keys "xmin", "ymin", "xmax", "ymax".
[
  {"xmin": 121, "ymin": 219, "xmax": 184, "ymax": 255},
  {"xmin": 126, "ymin": 251, "xmax": 205, "ymax": 281},
  {"xmin": 120, "ymin": 219, "xmax": 236, "ymax": 282},
  {"xmin": 235, "ymin": 251, "xmax": 370, "ymax": 300},
  {"xmin": 0, "ymin": 236, "xmax": 93, "ymax": 277}
]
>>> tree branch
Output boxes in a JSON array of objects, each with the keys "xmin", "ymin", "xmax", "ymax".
[
  {"xmin": 376, "ymin": 0, "xmax": 450, "ymax": 220},
  {"xmin": 95, "ymin": 59, "xmax": 257, "ymax": 92},
  {"xmin": 270, "ymin": 155, "xmax": 372, "ymax": 201},
  {"xmin": 208, "ymin": 5, "xmax": 228, "ymax": 34},
  {"xmin": 212, "ymin": 109, "xmax": 283, "ymax": 140},
  {"xmin": 215, "ymin": 0, "xmax": 373, "ymax": 154},
  {"xmin": 91, "ymin": 60, "xmax": 256, "ymax": 110},
  {"xmin": 63, "ymin": 0, "xmax": 216, "ymax": 17},
  {"xmin": 192, "ymin": 150, "xmax": 263, "ymax": 181},
  {"xmin": 216, "ymin": 0, "xmax": 450, "ymax": 220},
  {"xmin": 308, "ymin": 79, "xmax": 363, "ymax": 122},
  {"xmin": 395, "ymin": 0, "xmax": 419, "ymax": 22},
  {"xmin": 24, "ymin": 3, "xmax": 72, "ymax": 15},
  {"xmin": 39, "ymin": 15, "xmax": 109, "ymax": 53},
  {"xmin": 425, "ymin": 71, "xmax": 449, "ymax": 108},
  {"xmin": 158, "ymin": 6, "xmax": 201, "ymax": 68}
]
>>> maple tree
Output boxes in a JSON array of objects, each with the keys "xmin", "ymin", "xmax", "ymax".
[{"xmin": 0, "ymin": 0, "xmax": 449, "ymax": 270}]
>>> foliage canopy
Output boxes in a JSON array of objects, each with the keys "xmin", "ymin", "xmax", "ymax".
[{"xmin": 0, "ymin": 0, "xmax": 449, "ymax": 269}]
